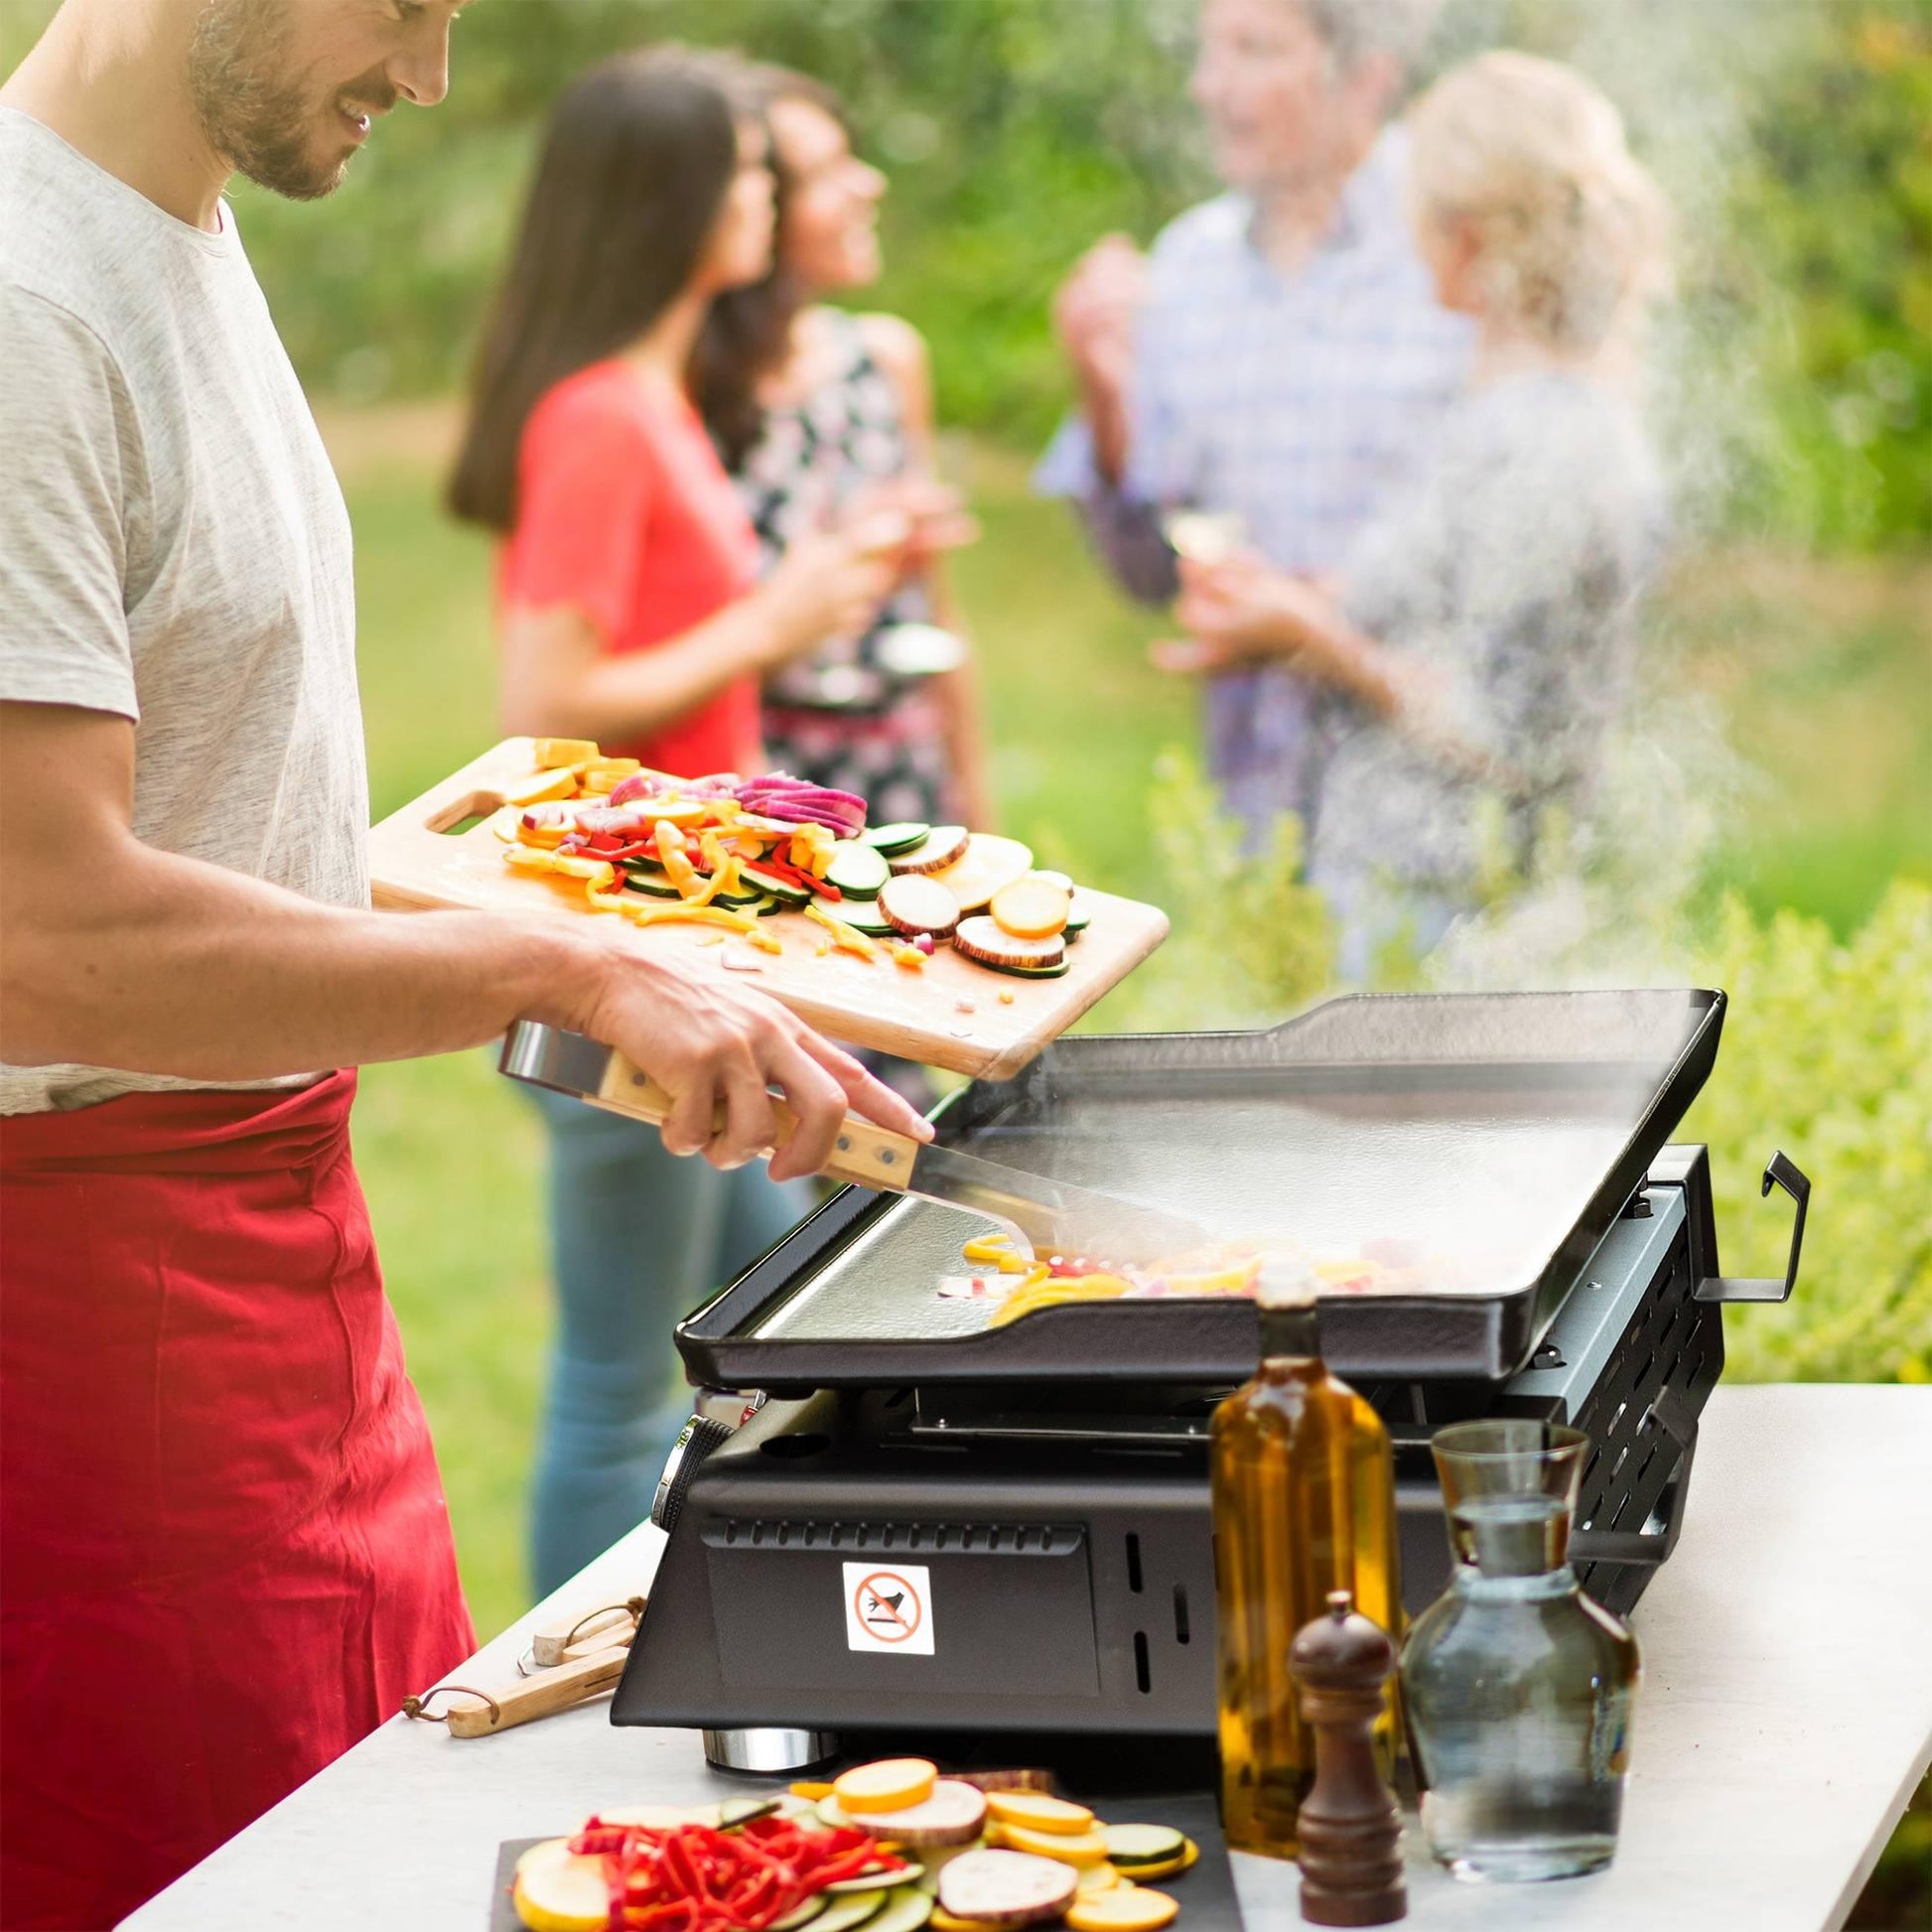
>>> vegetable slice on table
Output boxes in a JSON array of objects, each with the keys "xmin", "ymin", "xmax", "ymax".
[
  {"xmin": 985, "ymin": 1792, "xmax": 1095, "ymax": 1837},
  {"xmin": 936, "ymin": 1850, "xmax": 1079, "ymax": 1926},
  {"xmin": 880, "ymin": 874, "xmax": 962, "ymax": 939},
  {"xmin": 839, "ymin": 1779, "xmax": 988, "ymax": 1849},
  {"xmin": 863, "ymin": 821, "xmax": 932, "ymax": 857},
  {"xmin": 829, "ymin": 1865, "xmax": 928, "ymax": 1895},
  {"xmin": 1099, "ymin": 1826, "xmax": 1186, "ymax": 1866},
  {"xmin": 867, "ymin": 1886, "xmax": 937, "ymax": 1932},
  {"xmin": 771, "ymin": 1900, "xmax": 829, "ymax": 1931},
  {"xmin": 812, "ymin": 895, "xmax": 896, "ymax": 937},
  {"xmin": 834, "ymin": 1758, "xmax": 940, "ymax": 1815},
  {"xmin": 812, "ymin": 1890, "xmax": 893, "ymax": 1932},
  {"xmin": 888, "ymin": 825, "xmax": 970, "ymax": 875},
  {"xmin": 1062, "ymin": 1886, "xmax": 1179, "ymax": 1932},
  {"xmin": 951, "ymin": 917, "xmax": 1065, "ymax": 972},
  {"xmin": 994, "ymin": 1823, "xmax": 1112, "ymax": 1867},
  {"xmin": 1074, "ymin": 1865, "xmax": 1122, "ymax": 1897},
  {"xmin": 511, "ymin": 1838, "xmax": 610, "ymax": 1932},
  {"xmin": 989, "ymin": 877, "xmax": 1071, "ymax": 942}
]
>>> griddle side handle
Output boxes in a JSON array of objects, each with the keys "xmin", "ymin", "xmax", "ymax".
[{"xmin": 1694, "ymin": 1151, "xmax": 1810, "ymax": 1305}]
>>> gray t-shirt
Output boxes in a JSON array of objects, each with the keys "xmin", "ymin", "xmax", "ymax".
[
  {"xmin": 0, "ymin": 108, "xmax": 366, "ymax": 1113},
  {"xmin": 1311, "ymin": 368, "xmax": 1665, "ymax": 901}
]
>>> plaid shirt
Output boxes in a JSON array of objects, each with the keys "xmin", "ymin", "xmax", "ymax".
[{"xmin": 1037, "ymin": 127, "xmax": 1472, "ymax": 830}]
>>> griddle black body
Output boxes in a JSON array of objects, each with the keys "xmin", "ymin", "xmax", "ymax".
[{"xmin": 615, "ymin": 1147, "xmax": 1732, "ymax": 1745}]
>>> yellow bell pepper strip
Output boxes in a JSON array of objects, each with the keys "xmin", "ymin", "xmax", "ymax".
[
  {"xmin": 804, "ymin": 900, "xmax": 879, "ymax": 959},
  {"xmin": 680, "ymin": 852, "xmax": 745, "ymax": 908},
  {"xmin": 962, "ymin": 1234, "xmax": 1015, "ymax": 1265},
  {"xmin": 532, "ymin": 737, "xmax": 600, "ymax": 769},
  {"xmin": 585, "ymin": 874, "xmax": 630, "ymax": 911},
  {"xmin": 653, "ymin": 819, "xmax": 698, "ymax": 891},
  {"xmin": 622, "ymin": 902, "xmax": 781, "ymax": 951}
]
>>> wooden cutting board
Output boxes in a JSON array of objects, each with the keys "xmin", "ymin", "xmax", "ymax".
[{"xmin": 367, "ymin": 739, "xmax": 1169, "ymax": 1080}]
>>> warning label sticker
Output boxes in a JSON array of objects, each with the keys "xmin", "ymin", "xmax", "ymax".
[{"xmin": 842, "ymin": 1561, "xmax": 934, "ymax": 1656}]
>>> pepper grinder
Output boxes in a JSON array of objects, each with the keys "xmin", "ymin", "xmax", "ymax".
[{"xmin": 1289, "ymin": 1590, "xmax": 1407, "ymax": 1926}]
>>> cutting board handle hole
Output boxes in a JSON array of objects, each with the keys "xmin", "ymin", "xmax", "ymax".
[{"xmin": 430, "ymin": 788, "xmax": 508, "ymax": 836}]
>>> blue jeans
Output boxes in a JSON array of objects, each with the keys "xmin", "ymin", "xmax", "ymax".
[{"xmin": 521, "ymin": 1084, "xmax": 811, "ymax": 1596}]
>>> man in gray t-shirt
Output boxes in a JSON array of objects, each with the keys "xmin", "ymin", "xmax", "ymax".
[{"xmin": 0, "ymin": 5, "xmax": 927, "ymax": 1923}]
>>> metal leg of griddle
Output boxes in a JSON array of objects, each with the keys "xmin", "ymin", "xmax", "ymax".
[{"xmin": 702, "ymin": 1726, "xmax": 840, "ymax": 1774}]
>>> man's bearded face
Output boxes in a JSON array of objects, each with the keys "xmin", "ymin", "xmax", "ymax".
[{"xmin": 188, "ymin": 0, "xmax": 399, "ymax": 202}]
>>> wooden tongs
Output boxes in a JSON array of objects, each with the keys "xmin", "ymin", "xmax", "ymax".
[{"xmin": 401, "ymin": 1593, "xmax": 645, "ymax": 1739}]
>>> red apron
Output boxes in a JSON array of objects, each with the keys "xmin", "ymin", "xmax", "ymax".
[{"xmin": 0, "ymin": 1072, "xmax": 476, "ymax": 1929}]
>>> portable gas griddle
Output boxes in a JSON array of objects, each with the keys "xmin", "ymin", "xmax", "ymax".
[{"xmin": 563, "ymin": 990, "xmax": 1809, "ymax": 1772}]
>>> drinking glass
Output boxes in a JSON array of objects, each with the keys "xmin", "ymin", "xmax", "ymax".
[{"xmin": 1399, "ymin": 1421, "xmax": 1640, "ymax": 1883}]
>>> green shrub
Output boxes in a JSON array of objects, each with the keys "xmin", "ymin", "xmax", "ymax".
[{"xmin": 1679, "ymin": 881, "xmax": 1932, "ymax": 1383}]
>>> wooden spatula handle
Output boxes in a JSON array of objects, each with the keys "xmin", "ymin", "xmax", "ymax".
[{"xmin": 585, "ymin": 1050, "xmax": 919, "ymax": 1192}]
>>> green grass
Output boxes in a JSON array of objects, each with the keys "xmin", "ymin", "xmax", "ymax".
[{"xmin": 339, "ymin": 419, "xmax": 1932, "ymax": 1639}]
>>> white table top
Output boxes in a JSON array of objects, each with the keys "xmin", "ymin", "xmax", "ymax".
[{"xmin": 125, "ymin": 1384, "xmax": 1932, "ymax": 1932}]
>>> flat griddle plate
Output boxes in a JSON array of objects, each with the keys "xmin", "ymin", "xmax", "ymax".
[{"xmin": 678, "ymin": 990, "xmax": 1725, "ymax": 1386}]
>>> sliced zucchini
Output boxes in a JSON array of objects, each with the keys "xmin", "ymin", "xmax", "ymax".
[
  {"xmin": 621, "ymin": 873, "xmax": 684, "ymax": 899},
  {"xmin": 1099, "ymin": 1826, "xmax": 1186, "ymax": 1866},
  {"xmin": 867, "ymin": 1889, "xmax": 935, "ymax": 1932},
  {"xmin": 772, "ymin": 1901, "xmax": 828, "ymax": 1932},
  {"xmin": 825, "ymin": 840, "xmax": 892, "ymax": 898},
  {"xmin": 740, "ymin": 864, "xmax": 811, "ymax": 907},
  {"xmin": 812, "ymin": 894, "xmax": 896, "ymax": 937},
  {"xmin": 1063, "ymin": 892, "xmax": 1092, "ymax": 937},
  {"xmin": 719, "ymin": 1795, "xmax": 785, "ymax": 1830},
  {"xmin": 810, "ymin": 1889, "xmax": 891, "ymax": 1932},
  {"xmin": 862, "ymin": 821, "xmax": 932, "ymax": 858},
  {"xmin": 828, "ymin": 1865, "xmax": 925, "ymax": 1895},
  {"xmin": 978, "ymin": 957, "xmax": 1071, "ymax": 981}
]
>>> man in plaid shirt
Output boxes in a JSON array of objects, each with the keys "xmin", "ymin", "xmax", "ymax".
[{"xmin": 1038, "ymin": 0, "xmax": 1471, "ymax": 835}]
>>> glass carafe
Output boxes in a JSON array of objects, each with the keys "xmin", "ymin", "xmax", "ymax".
[{"xmin": 1399, "ymin": 1421, "xmax": 1640, "ymax": 1883}]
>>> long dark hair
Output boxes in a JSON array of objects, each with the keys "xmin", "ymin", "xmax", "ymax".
[
  {"xmin": 449, "ymin": 47, "xmax": 752, "ymax": 532},
  {"xmin": 691, "ymin": 66, "xmax": 853, "ymax": 471}
]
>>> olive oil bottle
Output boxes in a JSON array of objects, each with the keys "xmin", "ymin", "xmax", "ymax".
[{"xmin": 1211, "ymin": 1275, "xmax": 1401, "ymax": 1859}]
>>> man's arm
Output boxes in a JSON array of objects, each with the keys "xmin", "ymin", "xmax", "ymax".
[{"xmin": 0, "ymin": 703, "xmax": 929, "ymax": 1177}]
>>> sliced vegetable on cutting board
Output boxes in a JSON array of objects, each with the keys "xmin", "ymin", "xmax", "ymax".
[
  {"xmin": 834, "ymin": 1758, "xmax": 940, "ymax": 1814},
  {"xmin": 989, "ymin": 876, "xmax": 1071, "ymax": 942},
  {"xmin": 826, "ymin": 840, "xmax": 893, "ymax": 897},
  {"xmin": 511, "ymin": 1839, "xmax": 612, "ymax": 1932},
  {"xmin": 928, "ymin": 835, "xmax": 1034, "ymax": 912},
  {"xmin": 889, "ymin": 825, "xmax": 971, "ymax": 875},
  {"xmin": 867, "ymin": 1887, "xmax": 937, "ymax": 1932},
  {"xmin": 863, "ymin": 821, "xmax": 932, "ymax": 857},
  {"xmin": 813, "ymin": 1891, "xmax": 893, "ymax": 1932},
  {"xmin": 881, "ymin": 874, "xmax": 962, "ymax": 939},
  {"xmin": 952, "ymin": 917, "xmax": 1065, "ymax": 972},
  {"xmin": 936, "ymin": 1850, "xmax": 1079, "ymax": 1927}
]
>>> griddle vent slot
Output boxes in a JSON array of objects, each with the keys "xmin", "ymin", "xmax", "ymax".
[{"xmin": 702, "ymin": 1519, "xmax": 1083, "ymax": 1555}]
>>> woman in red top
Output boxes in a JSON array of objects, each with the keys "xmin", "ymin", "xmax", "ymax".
[{"xmin": 449, "ymin": 50, "xmax": 898, "ymax": 1593}]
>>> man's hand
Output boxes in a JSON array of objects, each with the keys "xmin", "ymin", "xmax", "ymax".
[
  {"xmin": 564, "ymin": 930, "xmax": 931, "ymax": 1181},
  {"xmin": 1052, "ymin": 234, "xmax": 1148, "ymax": 483}
]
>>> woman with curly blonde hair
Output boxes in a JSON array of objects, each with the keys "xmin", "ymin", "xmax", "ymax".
[{"xmin": 1167, "ymin": 52, "xmax": 1674, "ymax": 977}]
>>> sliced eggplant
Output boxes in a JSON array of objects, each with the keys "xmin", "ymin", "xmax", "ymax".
[
  {"xmin": 951, "ymin": 917, "xmax": 1065, "ymax": 972},
  {"xmin": 888, "ymin": 825, "xmax": 970, "ymax": 875},
  {"xmin": 936, "ymin": 1850, "xmax": 1078, "ymax": 1927},
  {"xmin": 879, "ymin": 874, "xmax": 962, "ymax": 940},
  {"xmin": 840, "ymin": 1779, "xmax": 987, "ymax": 1850}
]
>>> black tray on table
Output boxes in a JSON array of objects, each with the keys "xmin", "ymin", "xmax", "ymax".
[
  {"xmin": 490, "ymin": 1790, "xmax": 1244, "ymax": 1932},
  {"xmin": 674, "ymin": 989, "xmax": 1728, "ymax": 1389}
]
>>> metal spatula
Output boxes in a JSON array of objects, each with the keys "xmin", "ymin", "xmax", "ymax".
[{"xmin": 500, "ymin": 1022, "xmax": 1211, "ymax": 1270}]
